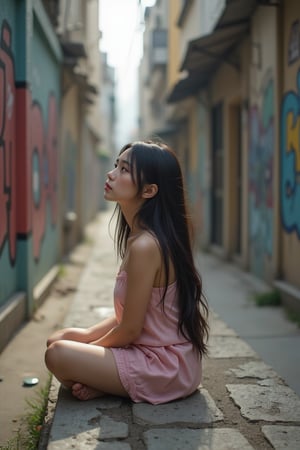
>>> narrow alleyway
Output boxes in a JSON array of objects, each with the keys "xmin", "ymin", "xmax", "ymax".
[{"xmin": 43, "ymin": 209, "xmax": 300, "ymax": 450}]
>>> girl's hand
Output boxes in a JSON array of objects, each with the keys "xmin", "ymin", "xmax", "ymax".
[{"xmin": 46, "ymin": 327, "xmax": 89, "ymax": 347}]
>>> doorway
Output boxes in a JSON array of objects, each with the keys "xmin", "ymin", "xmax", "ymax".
[{"xmin": 211, "ymin": 102, "xmax": 224, "ymax": 246}]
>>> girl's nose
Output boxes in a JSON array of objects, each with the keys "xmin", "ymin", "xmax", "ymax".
[{"xmin": 107, "ymin": 168, "xmax": 115, "ymax": 180}]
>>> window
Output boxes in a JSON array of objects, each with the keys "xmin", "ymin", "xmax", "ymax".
[{"xmin": 152, "ymin": 29, "xmax": 167, "ymax": 48}]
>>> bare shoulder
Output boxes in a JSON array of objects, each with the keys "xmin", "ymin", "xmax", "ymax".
[
  {"xmin": 125, "ymin": 233, "xmax": 161, "ymax": 284},
  {"xmin": 128, "ymin": 232, "xmax": 160, "ymax": 260}
]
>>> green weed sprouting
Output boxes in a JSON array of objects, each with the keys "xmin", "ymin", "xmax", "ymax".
[
  {"xmin": 254, "ymin": 290, "xmax": 281, "ymax": 307},
  {"xmin": 0, "ymin": 375, "xmax": 52, "ymax": 450}
]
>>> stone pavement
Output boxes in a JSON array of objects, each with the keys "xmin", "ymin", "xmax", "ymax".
[{"xmin": 43, "ymin": 209, "xmax": 300, "ymax": 450}]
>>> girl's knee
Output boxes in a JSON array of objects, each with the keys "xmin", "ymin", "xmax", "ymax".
[{"xmin": 45, "ymin": 340, "xmax": 65, "ymax": 371}]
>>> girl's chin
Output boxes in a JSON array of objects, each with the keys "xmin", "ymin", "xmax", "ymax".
[{"xmin": 103, "ymin": 193, "xmax": 115, "ymax": 202}]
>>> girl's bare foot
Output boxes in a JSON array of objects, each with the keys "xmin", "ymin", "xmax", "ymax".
[{"xmin": 72, "ymin": 383, "xmax": 104, "ymax": 401}]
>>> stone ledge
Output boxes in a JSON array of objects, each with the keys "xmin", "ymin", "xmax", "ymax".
[
  {"xmin": 274, "ymin": 279, "xmax": 300, "ymax": 314},
  {"xmin": 33, "ymin": 265, "xmax": 60, "ymax": 309},
  {"xmin": 0, "ymin": 292, "xmax": 26, "ymax": 353}
]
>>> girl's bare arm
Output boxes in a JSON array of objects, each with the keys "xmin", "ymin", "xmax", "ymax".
[
  {"xmin": 46, "ymin": 315, "xmax": 118, "ymax": 346},
  {"xmin": 91, "ymin": 235, "xmax": 160, "ymax": 348}
]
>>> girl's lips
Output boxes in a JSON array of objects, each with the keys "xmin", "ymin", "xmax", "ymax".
[{"xmin": 104, "ymin": 182, "xmax": 112, "ymax": 191}]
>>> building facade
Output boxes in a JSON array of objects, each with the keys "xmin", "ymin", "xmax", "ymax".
[
  {"xmin": 139, "ymin": 0, "xmax": 300, "ymax": 311},
  {"xmin": 138, "ymin": 1, "xmax": 169, "ymax": 140},
  {"xmin": 0, "ymin": 0, "xmax": 115, "ymax": 352}
]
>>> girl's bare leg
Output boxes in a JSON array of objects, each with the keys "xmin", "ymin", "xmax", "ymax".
[{"xmin": 45, "ymin": 340, "xmax": 128, "ymax": 400}]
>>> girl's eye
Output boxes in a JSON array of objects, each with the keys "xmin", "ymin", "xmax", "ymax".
[{"xmin": 113, "ymin": 162, "xmax": 129, "ymax": 172}]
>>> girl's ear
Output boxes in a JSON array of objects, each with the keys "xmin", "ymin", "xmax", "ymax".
[{"xmin": 142, "ymin": 184, "xmax": 158, "ymax": 199}]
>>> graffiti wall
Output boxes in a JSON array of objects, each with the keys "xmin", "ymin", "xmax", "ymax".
[
  {"xmin": 279, "ymin": 0, "xmax": 300, "ymax": 287},
  {"xmin": 29, "ymin": 13, "xmax": 60, "ymax": 287},
  {"xmin": 249, "ymin": 74, "xmax": 274, "ymax": 277},
  {"xmin": 248, "ymin": 7, "xmax": 277, "ymax": 280},
  {"xmin": 0, "ymin": 9, "xmax": 17, "ymax": 302},
  {"xmin": 0, "ymin": 1, "xmax": 61, "ymax": 307},
  {"xmin": 280, "ymin": 70, "xmax": 300, "ymax": 239}
]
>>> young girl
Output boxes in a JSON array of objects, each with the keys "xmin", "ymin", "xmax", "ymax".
[{"xmin": 45, "ymin": 140, "xmax": 209, "ymax": 405}]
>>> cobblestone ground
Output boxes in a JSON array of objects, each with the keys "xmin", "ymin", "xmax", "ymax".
[{"xmin": 43, "ymin": 210, "xmax": 300, "ymax": 450}]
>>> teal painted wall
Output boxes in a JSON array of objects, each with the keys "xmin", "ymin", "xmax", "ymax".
[
  {"xmin": 28, "ymin": 11, "xmax": 60, "ymax": 288},
  {"xmin": 0, "ymin": 0, "xmax": 61, "ymax": 311}
]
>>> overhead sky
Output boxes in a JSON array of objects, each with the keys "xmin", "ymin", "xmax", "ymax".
[{"xmin": 99, "ymin": 0, "xmax": 156, "ymax": 147}]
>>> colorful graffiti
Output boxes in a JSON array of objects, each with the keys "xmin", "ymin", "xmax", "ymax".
[
  {"xmin": 249, "ymin": 76, "xmax": 274, "ymax": 274},
  {"xmin": 31, "ymin": 94, "xmax": 58, "ymax": 260},
  {"xmin": 280, "ymin": 70, "xmax": 300, "ymax": 238},
  {"xmin": 0, "ymin": 19, "xmax": 58, "ymax": 265},
  {"xmin": 0, "ymin": 20, "xmax": 17, "ymax": 264}
]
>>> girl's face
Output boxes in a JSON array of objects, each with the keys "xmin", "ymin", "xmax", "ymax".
[{"xmin": 104, "ymin": 148, "xmax": 140, "ymax": 205}]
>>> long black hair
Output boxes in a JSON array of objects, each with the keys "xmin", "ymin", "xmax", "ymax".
[{"xmin": 113, "ymin": 140, "xmax": 209, "ymax": 357}]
